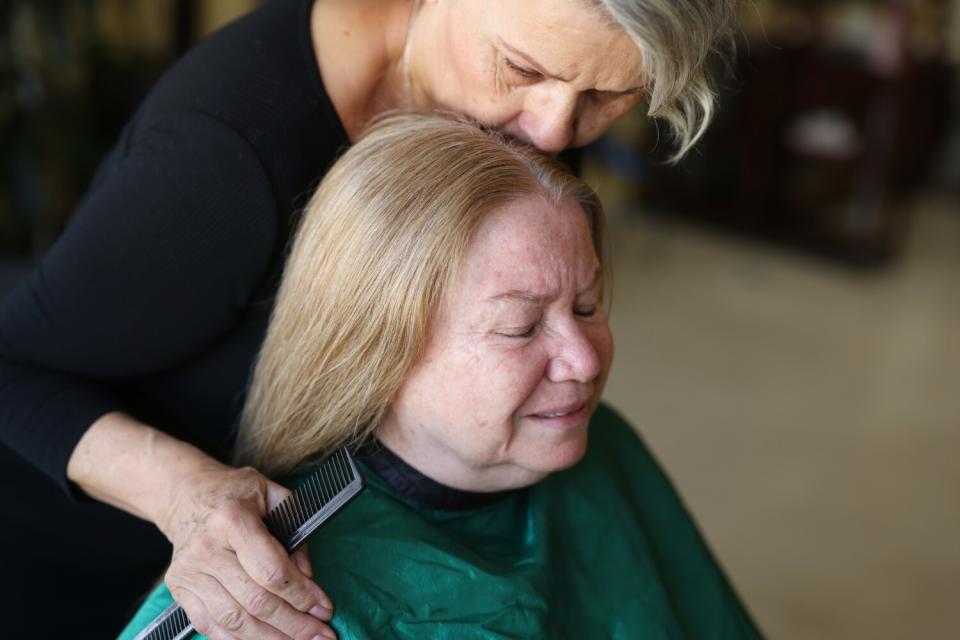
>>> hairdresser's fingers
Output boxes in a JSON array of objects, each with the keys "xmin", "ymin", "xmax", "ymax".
[
  {"xmin": 228, "ymin": 505, "xmax": 333, "ymax": 618},
  {"xmin": 202, "ymin": 626, "xmax": 241, "ymax": 640},
  {"xmin": 167, "ymin": 584, "xmax": 227, "ymax": 640},
  {"xmin": 168, "ymin": 541, "xmax": 334, "ymax": 640},
  {"xmin": 162, "ymin": 466, "xmax": 332, "ymax": 637},
  {"xmin": 215, "ymin": 547, "xmax": 336, "ymax": 640},
  {"xmin": 169, "ymin": 583, "xmax": 241, "ymax": 640},
  {"xmin": 264, "ymin": 486, "xmax": 315, "ymax": 579},
  {"xmin": 241, "ymin": 478, "xmax": 329, "ymax": 607},
  {"xmin": 175, "ymin": 571, "xmax": 289, "ymax": 640},
  {"xmin": 265, "ymin": 481, "xmax": 293, "ymax": 511},
  {"xmin": 166, "ymin": 550, "xmax": 254, "ymax": 639},
  {"xmin": 292, "ymin": 545, "xmax": 313, "ymax": 578},
  {"xmin": 262, "ymin": 483, "xmax": 311, "ymax": 579}
]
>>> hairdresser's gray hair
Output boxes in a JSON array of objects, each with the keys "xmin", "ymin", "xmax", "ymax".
[{"xmin": 598, "ymin": 0, "xmax": 738, "ymax": 162}]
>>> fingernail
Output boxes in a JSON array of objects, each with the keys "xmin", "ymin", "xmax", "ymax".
[{"xmin": 310, "ymin": 604, "xmax": 333, "ymax": 620}]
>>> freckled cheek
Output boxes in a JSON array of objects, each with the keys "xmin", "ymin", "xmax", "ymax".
[
  {"xmin": 466, "ymin": 353, "xmax": 543, "ymax": 427},
  {"xmin": 498, "ymin": 356, "xmax": 548, "ymax": 417}
]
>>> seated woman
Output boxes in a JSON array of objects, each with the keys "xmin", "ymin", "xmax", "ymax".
[{"xmin": 118, "ymin": 114, "xmax": 761, "ymax": 640}]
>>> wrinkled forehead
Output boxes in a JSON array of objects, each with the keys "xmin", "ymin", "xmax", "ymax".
[
  {"xmin": 457, "ymin": 196, "xmax": 601, "ymax": 300},
  {"xmin": 487, "ymin": 0, "xmax": 643, "ymax": 92}
]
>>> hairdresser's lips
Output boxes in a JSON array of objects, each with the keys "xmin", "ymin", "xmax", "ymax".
[{"xmin": 525, "ymin": 400, "xmax": 590, "ymax": 429}]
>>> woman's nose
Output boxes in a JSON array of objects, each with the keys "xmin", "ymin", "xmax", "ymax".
[
  {"xmin": 546, "ymin": 324, "xmax": 601, "ymax": 384},
  {"xmin": 516, "ymin": 88, "xmax": 579, "ymax": 153}
]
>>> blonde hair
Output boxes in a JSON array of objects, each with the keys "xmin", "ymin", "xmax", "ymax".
[
  {"xmin": 236, "ymin": 113, "xmax": 604, "ymax": 478},
  {"xmin": 597, "ymin": 0, "xmax": 739, "ymax": 162}
]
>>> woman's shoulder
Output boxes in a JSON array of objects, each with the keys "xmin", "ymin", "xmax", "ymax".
[
  {"xmin": 581, "ymin": 401, "xmax": 661, "ymax": 473},
  {"xmin": 589, "ymin": 401, "xmax": 643, "ymax": 444},
  {"xmin": 290, "ymin": 479, "xmax": 542, "ymax": 639},
  {"xmin": 567, "ymin": 401, "xmax": 701, "ymax": 544},
  {"xmin": 564, "ymin": 402, "xmax": 764, "ymax": 638}
]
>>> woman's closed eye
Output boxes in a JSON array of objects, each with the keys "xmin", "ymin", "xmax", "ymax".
[
  {"xmin": 504, "ymin": 57, "xmax": 543, "ymax": 81},
  {"xmin": 574, "ymin": 305, "xmax": 598, "ymax": 318},
  {"xmin": 499, "ymin": 322, "xmax": 539, "ymax": 339}
]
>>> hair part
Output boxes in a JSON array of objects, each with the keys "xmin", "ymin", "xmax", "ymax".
[
  {"xmin": 236, "ymin": 113, "xmax": 604, "ymax": 478},
  {"xmin": 596, "ymin": 0, "xmax": 738, "ymax": 162}
]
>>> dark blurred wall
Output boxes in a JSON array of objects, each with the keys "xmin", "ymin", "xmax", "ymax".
[
  {"xmin": 584, "ymin": 0, "xmax": 958, "ymax": 267},
  {"xmin": 0, "ymin": 0, "xmax": 258, "ymax": 261}
]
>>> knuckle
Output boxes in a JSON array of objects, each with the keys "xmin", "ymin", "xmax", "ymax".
[
  {"xmin": 236, "ymin": 466, "xmax": 263, "ymax": 485},
  {"xmin": 193, "ymin": 532, "xmax": 221, "ymax": 555},
  {"xmin": 210, "ymin": 506, "xmax": 241, "ymax": 531},
  {"xmin": 217, "ymin": 605, "xmax": 247, "ymax": 633},
  {"xmin": 246, "ymin": 588, "xmax": 280, "ymax": 619},
  {"xmin": 260, "ymin": 561, "xmax": 291, "ymax": 591}
]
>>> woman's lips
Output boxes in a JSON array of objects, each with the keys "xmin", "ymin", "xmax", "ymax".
[{"xmin": 527, "ymin": 402, "xmax": 589, "ymax": 428}]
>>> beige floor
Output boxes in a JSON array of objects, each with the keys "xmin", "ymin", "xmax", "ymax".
[{"xmin": 601, "ymin": 195, "xmax": 960, "ymax": 639}]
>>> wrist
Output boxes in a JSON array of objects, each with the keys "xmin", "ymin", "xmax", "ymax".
[
  {"xmin": 67, "ymin": 412, "xmax": 229, "ymax": 535},
  {"xmin": 152, "ymin": 440, "xmax": 233, "ymax": 542}
]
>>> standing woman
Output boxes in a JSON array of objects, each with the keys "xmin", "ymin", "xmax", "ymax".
[{"xmin": 0, "ymin": 1, "xmax": 736, "ymax": 638}]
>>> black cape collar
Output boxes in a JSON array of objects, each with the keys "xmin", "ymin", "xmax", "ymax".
[{"xmin": 357, "ymin": 441, "xmax": 515, "ymax": 511}]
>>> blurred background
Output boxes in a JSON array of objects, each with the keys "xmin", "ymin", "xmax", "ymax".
[{"xmin": 1, "ymin": 1, "xmax": 957, "ymax": 637}]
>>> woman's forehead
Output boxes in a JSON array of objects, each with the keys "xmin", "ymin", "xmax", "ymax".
[
  {"xmin": 459, "ymin": 197, "xmax": 600, "ymax": 298},
  {"xmin": 485, "ymin": 0, "xmax": 643, "ymax": 92}
]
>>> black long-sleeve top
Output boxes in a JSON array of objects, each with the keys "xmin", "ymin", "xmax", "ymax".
[{"xmin": 0, "ymin": 0, "xmax": 348, "ymax": 493}]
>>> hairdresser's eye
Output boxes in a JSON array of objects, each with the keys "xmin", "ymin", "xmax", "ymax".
[{"xmin": 505, "ymin": 57, "xmax": 543, "ymax": 81}]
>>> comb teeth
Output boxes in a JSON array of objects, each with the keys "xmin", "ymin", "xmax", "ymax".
[
  {"xmin": 135, "ymin": 602, "xmax": 192, "ymax": 640},
  {"xmin": 159, "ymin": 607, "xmax": 190, "ymax": 640},
  {"xmin": 133, "ymin": 448, "xmax": 364, "ymax": 640},
  {"xmin": 265, "ymin": 449, "xmax": 355, "ymax": 547}
]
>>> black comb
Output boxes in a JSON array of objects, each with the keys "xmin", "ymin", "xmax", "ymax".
[{"xmin": 133, "ymin": 448, "xmax": 365, "ymax": 640}]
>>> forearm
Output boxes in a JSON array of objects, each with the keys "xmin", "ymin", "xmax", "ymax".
[{"xmin": 66, "ymin": 411, "xmax": 228, "ymax": 538}]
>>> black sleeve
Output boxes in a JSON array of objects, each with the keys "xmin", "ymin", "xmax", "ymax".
[{"xmin": 0, "ymin": 109, "xmax": 278, "ymax": 494}]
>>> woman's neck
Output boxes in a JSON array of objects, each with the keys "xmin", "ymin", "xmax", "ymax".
[
  {"xmin": 309, "ymin": 0, "xmax": 415, "ymax": 140},
  {"xmin": 376, "ymin": 416, "xmax": 549, "ymax": 494},
  {"xmin": 358, "ymin": 440, "xmax": 516, "ymax": 510}
]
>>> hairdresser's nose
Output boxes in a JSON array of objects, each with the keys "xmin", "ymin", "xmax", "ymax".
[
  {"xmin": 514, "ymin": 87, "xmax": 579, "ymax": 153},
  {"xmin": 545, "ymin": 321, "xmax": 602, "ymax": 384}
]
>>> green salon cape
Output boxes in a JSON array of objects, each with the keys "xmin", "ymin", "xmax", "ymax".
[{"xmin": 117, "ymin": 404, "xmax": 762, "ymax": 639}]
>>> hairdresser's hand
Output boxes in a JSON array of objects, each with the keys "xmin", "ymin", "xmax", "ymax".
[{"xmin": 158, "ymin": 464, "xmax": 337, "ymax": 640}]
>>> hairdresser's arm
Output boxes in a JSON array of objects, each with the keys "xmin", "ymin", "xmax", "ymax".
[
  {"xmin": 0, "ymin": 112, "xmax": 337, "ymax": 640},
  {"xmin": 67, "ymin": 412, "xmax": 335, "ymax": 640}
]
